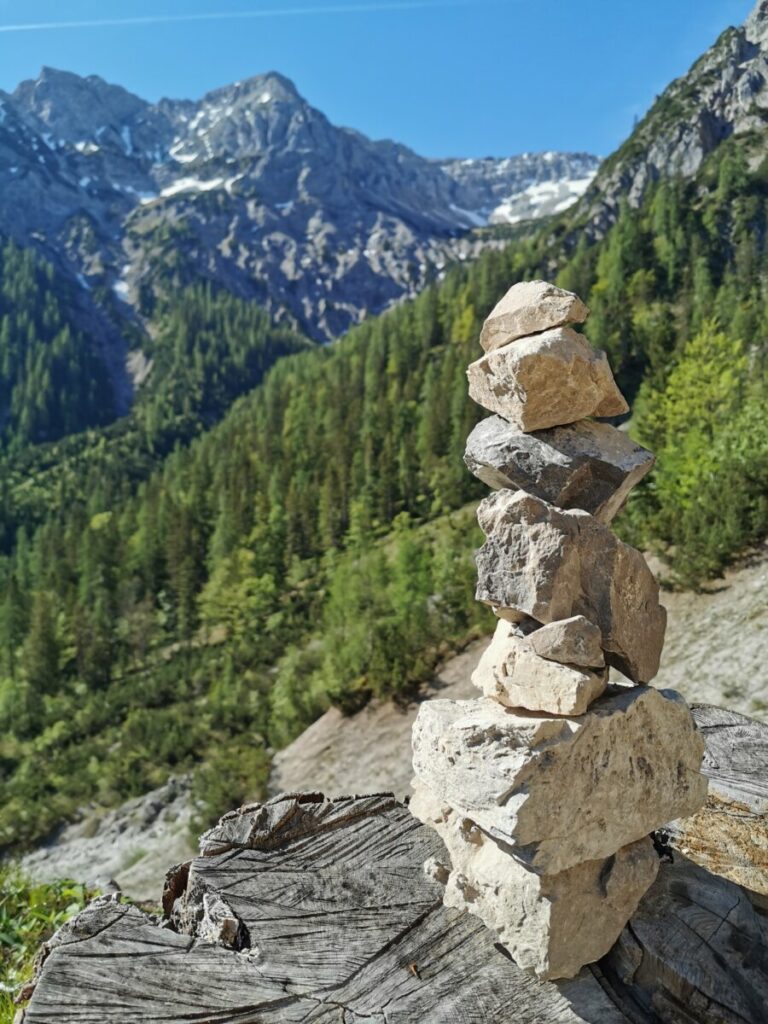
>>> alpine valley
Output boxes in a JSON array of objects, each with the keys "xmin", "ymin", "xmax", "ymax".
[{"xmin": 2, "ymin": 0, "xmax": 768, "ymax": 921}]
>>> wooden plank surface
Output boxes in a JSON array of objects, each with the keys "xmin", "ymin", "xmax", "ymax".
[{"xmin": 600, "ymin": 854, "xmax": 768, "ymax": 1024}]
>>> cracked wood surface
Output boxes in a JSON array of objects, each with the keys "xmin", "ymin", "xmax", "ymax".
[
  {"xmin": 18, "ymin": 730, "xmax": 768, "ymax": 1024},
  {"xmin": 19, "ymin": 793, "xmax": 625, "ymax": 1024},
  {"xmin": 665, "ymin": 704, "xmax": 768, "ymax": 900}
]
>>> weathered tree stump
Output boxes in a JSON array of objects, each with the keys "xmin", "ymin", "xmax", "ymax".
[
  {"xmin": 17, "ymin": 707, "xmax": 768, "ymax": 1024},
  {"xmin": 664, "ymin": 704, "xmax": 768, "ymax": 902}
]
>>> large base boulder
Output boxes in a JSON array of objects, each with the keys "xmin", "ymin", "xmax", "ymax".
[
  {"xmin": 466, "ymin": 327, "xmax": 628, "ymax": 432},
  {"xmin": 411, "ymin": 781, "xmax": 659, "ymax": 982},
  {"xmin": 411, "ymin": 688, "xmax": 707, "ymax": 875},
  {"xmin": 475, "ymin": 489, "xmax": 666, "ymax": 682},
  {"xmin": 464, "ymin": 416, "xmax": 654, "ymax": 523},
  {"xmin": 472, "ymin": 620, "xmax": 607, "ymax": 716}
]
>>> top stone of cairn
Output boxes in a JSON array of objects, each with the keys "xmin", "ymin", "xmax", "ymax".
[{"xmin": 479, "ymin": 280, "xmax": 590, "ymax": 353}]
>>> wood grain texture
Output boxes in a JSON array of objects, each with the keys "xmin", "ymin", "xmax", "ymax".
[
  {"xmin": 19, "ymin": 732, "xmax": 768, "ymax": 1024},
  {"xmin": 665, "ymin": 704, "xmax": 768, "ymax": 898},
  {"xmin": 600, "ymin": 854, "xmax": 768, "ymax": 1024},
  {"xmin": 20, "ymin": 793, "xmax": 627, "ymax": 1024}
]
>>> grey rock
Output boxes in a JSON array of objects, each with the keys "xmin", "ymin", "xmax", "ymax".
[
  {"xmin": 411, "ymin": 688, "xmax": 707, "ymax": 875},
  {"xmin": 464, "ymin": 416, "xmax": 654, "ymax": 523},
  {"xmin": 466, "ymin": 327, "xmax": 628, "ymax": 432},
  {"xmin": 475, "ymin": 489, "xmax": 666, "ymax": 683},
  {"xmin": 479, "ymin": 280, "xmax": 589, "ymax": 352},
  {"xmin": 529, "ymin": 616, "xmax": 605, "ymax": 668}
]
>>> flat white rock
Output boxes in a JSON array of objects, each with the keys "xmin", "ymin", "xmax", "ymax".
[
  {"xmin": 472, "ymin": 620, "xmax": 607, "ymax": 716},
  {"xmin": 411, "ymin": 780, "xmax": 659, "ymax": 981},
  {"xmin": 411, "ymin": 688, "xmax": 707, "ymax": 875},
  {"xmin": 479, "ymin": 280, "xmax": 590, "ymax": 353}
]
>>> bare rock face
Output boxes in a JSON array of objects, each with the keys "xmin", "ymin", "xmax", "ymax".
[
  {"xmin": 475, "ymin": 489, "xmax": 666, "ymax": 683},
  {"xmin": 479, "ymin": 280, "xmax": 590, "ymax": 353},
  {"xmin": 411, "ymin": 688, "xmax": 707, "ymax": 875},
  {"xmin": 411, "ymin": 781, "xmax": 659, "ymax": 981},
  {"xmin": 464, "ymin": 416, "xmax": 654, "ymax": 523},
  {"xmin": 472, "ymin": 620, "xmax": 607, "ymax": 716},
  {"xmin": 529, "ymin": 615, "xmax": 604, "ymax": 668},
  {"xmin": 466, "ymin": 327, "xmax": 628, "ymax": 432}
]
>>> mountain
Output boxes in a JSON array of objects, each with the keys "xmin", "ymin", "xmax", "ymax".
[
  {"xmin": 581, "ymin": 0, "xmax": 768, "ymax": 235},
  {"xmin": 0, "ymin": 67, "xmax": 598, "ymax": 343}
]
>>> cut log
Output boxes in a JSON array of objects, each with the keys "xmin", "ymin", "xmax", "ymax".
[
  {"xmin": 20, "ymin": 787, "xmax": 768, "ymax": 1023},
  {"xmin": 664, "ymin": 704, "xmax": 768, "ymax": 901},
  {"xmin": 19, "ymin": 793, "xmax": 628, "ymax": 1024},
  {"xmin": 599, "ymin": 854, "xmax": 768, "ymax": 1024}
]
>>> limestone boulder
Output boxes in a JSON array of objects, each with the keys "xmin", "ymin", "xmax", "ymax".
[
  {"xmin": 466, "ymin": 327, "xmax": 628, "ymax": 432},
  {"xmin": 529, "ymin": 615, "xmax": 604, "ymax": 669},
  {"xmin": 472, "ymin": 620, "xmax": 607, "ymax": 716},
  {"xmin": 475, "ymin": 490, "xmax": 666, "ymax": 683},
  {"xmin": 479, "ymin": 280, "xmax": 590, "ymax": 353},
  {"xmin": 411, "ymin": 781, "xmax": 659, "ymax": 981},
  {"xmin": 463, "ymin": 416, "xmax": 654, "ymax": 523},
  {"xmin": 411, "ymin": 688, "xmax": 707, "ymax": 875}
]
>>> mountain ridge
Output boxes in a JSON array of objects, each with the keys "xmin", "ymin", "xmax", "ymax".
[
  {"xmin": 581, "ymin": 0, "xmax": 768, "ymax": 235},
  {"xmin": 0, "ymin": 66, "xmax": 599, "ymax": 345}
]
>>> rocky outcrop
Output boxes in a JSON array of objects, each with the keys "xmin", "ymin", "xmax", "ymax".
[
  {"xmin": 412, "ymin": 280, "xmax": 706, "ymax": 980},
  {"xmin": 464, "ymin": 416, "xmax": 654, "ymax": 522},
  {"xmin": 466, "ymin": 327, "xmax": 628, "ymax": 430},
  {"xmin": 580, "ymin": 1, "xmax": 768, "ymax": 239}
]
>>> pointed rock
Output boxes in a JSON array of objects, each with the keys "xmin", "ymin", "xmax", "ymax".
[
  {"xmin": 411, "ymin": 781, "xmax": 659, "ymax": 981},
  {"xmin": 467, "ymin": 327, "xmax": 628, "ymax": 432},
  {"xmin": 464, "ymin": 416, "xmax": 654, "ymax": 523},
  {"xmin": 475, "ymin": 489, "xmax": 666, "ymax": 682},
  {"xmin": 529, "ymin": 615, "xmax": 605, "ymax": 669},
  {"xmin": 472, "ymin": 620, "xmax": 607, "ymax": 716},
  {"xmin": 479, "ymin": 280, "xmax": 590, "ymax": 353},
  {"xmin": 411, "ymin": 688, "xmax": 707, "ymax": 875}
]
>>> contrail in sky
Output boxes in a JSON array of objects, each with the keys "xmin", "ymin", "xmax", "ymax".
[{"xmin": 0, "ymin": 0, "xmax": 483, "ymax": 33}]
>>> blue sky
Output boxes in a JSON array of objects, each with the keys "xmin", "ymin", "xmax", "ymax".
[{"xmin": 0, "ymin": 0, "xmax": 756, "ymax": 158}]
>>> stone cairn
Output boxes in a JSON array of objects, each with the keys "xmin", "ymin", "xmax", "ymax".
[{"xmin": 410, "ymin": 280, "xmax": 708, "ymax": 981}]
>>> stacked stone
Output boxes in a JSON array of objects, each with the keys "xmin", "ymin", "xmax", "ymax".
[{"xmin": 410, "ymin": 280, "xmax": 708, "ymax": 982}]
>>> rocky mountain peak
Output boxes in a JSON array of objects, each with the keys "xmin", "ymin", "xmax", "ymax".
[
  {"xmin": 578, "ymin": 0, "xmax": 768, "ymax": 237},
  {"xmin": 203, "ymin": 70, "xmax": 304, "ymax": 108},
  {"xmin": 0, "ymin": 66, "xmax": 599, "ymax": 343},
  {"xmin": 746, "ymin": 0, "xmax": 768, "ymax": 44},
  {"xmin": 13, "ymin": 67, "xmax": 150, "ymax": 144}
]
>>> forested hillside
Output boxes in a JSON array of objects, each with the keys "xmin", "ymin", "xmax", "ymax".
[
  {"xmin": 3, "ymin": 55, "xmax": 768, "ymax": 850},
  {"xmin": 1, "ymin": 131, "xmax": 767, "ymax": 849},
  {"xmin": 0, "ymin": 240, "xmax": 116, "ymax": 450}
]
